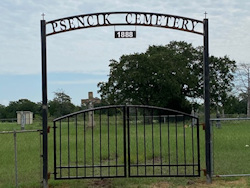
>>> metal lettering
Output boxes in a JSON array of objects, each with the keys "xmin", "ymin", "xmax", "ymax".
[
  {"xmin": 165, "ymin": 16, "xmax": 173, "ymax": 28},
  {"xmin": 96, "ymin": 14, "xmax": 100, "ymax": 25},
  {"xmin": 103, "ymin": 14, "xmax": 111, "ymax": 25},
  {"xmin": 173, "ymin": 17, "xmax": 179, "ymax": 28},
  {"xmin": 60, "ymin": 20, "xmax": 67, "ymax": 31},
  {"xmin": 135, "ymin": 13, "xmax": 141, "ymax": 24},
  {"xmin": 68, "ymin": 18, "xmax": 76, "ymax": 29},
  {"xmin": 191, "ymin": 20, "xmax": 198, "ymax": 31},
  {"xmin": 76, "ymin": 16, "xmax": 85, "ymax": 27},
  {"xmin": 87, "ymin": 15, "xmax": 94, "ymax": 26},
  {"xmin": 143, "ymin": 14, "xmax": 153, "ymax": 25},
  {"xmin": 125, "ymin": 13, "xmax": 133, "ymax": 24},
  {"xmin": 46, "ymin": 12, "xmax": 204, "ymax": 36},
  {"xmin": 181, "ymin": 19, "xmax": 189, "ymax": 30},
  {"xmin": 51, "ymin": 22, "xmax": 58, "ymax": 33},
  {"xmin": 155, "ymin": 15, "xmax": 162, "ymax": 26}
]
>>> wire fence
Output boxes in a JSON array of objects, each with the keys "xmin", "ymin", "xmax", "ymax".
[
  {"xmin": 0, "ymin": 129, "xmax": 42, "ymax": 188},
  {"xmin": 211, "ymin": 118, "xmax": 250, "ymax": 177}
]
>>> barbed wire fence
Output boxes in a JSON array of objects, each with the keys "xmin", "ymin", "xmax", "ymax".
[{"xmin": 0, "ymin": 129, "xmax": 42, "ymax": 188}]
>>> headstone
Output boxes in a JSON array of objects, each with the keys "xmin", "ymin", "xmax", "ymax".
[
  {"xmin": 88, "ymin": 92, "xmax": 95, "ymax": 127},
  {"xmin": 191, "ymin": 108, "xmax": 198, "ymax": 127},
  {"xmin": 216, "ymin": 111, "xmax": 221, "ymax": 128},
  {"xmin": 20, "ymin": 111, "xmax": 25, "ymax": 130},
  {"xmin": 81, "ymin": 92, "xmax": 101, "ymax": 127}
]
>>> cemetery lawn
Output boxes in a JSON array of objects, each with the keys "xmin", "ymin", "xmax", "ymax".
[{"xmin": 0, "ymin": 119, "xmax": 250, "ymax": 188}]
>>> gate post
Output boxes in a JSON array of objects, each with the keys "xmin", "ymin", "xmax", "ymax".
[
  {"xmin": 203, "ymin": 18, "xmax": 212, "ymax": 183},
  {"xmin": 41, "ymin": 19, "xmax": 48, "ymax": 188}
]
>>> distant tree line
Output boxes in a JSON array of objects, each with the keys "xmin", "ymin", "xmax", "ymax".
[{"xmin": 0, "ymin": 92, "xmax": 83, "ymax": 119}]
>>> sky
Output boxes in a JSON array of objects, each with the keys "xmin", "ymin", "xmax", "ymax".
[{"xmin": 0, "ymin": 0, "xmax": 250, "ymax": 106}]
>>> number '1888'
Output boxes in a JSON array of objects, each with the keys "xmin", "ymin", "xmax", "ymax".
[{"xmin": 115, "ymin": 31, "xmax": 136, "ymax": 38}]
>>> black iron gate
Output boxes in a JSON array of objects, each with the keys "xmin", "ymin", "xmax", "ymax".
[{"xmin": 53, "ymin": 105, "xmax": 200, "ymax": 179}]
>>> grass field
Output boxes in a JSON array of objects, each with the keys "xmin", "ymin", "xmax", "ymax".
[{"xmin": 0, "ymin": 118, "xmax": 250, "ymax": 188}]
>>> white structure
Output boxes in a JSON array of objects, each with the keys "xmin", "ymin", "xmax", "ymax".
[{"xmin": 16, "ymin": 111, "xmax": 33, "ymax": 125}]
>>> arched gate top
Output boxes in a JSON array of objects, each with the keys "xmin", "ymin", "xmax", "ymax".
[{"xmin": 45, "ymin": 11, "xmax": 204, "ymax": 36}]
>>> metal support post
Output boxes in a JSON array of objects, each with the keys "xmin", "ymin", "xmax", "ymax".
[
  {"xmin": 203, "ymin": 18, "xmax": 212, "ymax": 183},
  {"xmin": 41, "ymin": 19, "xmax": 48, "ymax": 188},
  {"xmin": 14, "ymin": 130, "xmax": 18, "ymax": 188}
]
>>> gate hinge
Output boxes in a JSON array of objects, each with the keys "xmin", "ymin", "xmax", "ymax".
[
  {"xmin": 47, "ymin": 126, "xmax": 51, "ymax": 133},
  {"xmin": 200, "ymin": 123, "xmax": 205, "ymax": 130},
  {"xmin": 201, "ymin": 169, "xmax": 207, "ymax": 176}
]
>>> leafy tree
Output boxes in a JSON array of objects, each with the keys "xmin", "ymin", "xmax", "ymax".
[
  {"xmin": 4, "ymin": 99, "xmax": 40, "ymax": 118},
  {"xmin": 0, "ymin": 104, "xmax": 6, "ymax": 119},
  {"xmin": 48, "ymin": 91, "xmax": 76, "ymax": 117},
  {"xmin": 207, "ymin": 55, "xmax": 236, "ymax": 110},
  {"xmin": 98, "ymin": 41, "xmax": 199, "ymax": 112},
  {"xmin": 223, "ymin": 94, "xmax": 246, "ymax": 114},
  {"xmin": 98, "ymin": 41, "xmax": 236, "ymax": 113},
  {"xmin": 234, "ymin": 63, "xmax": 250, "ymax": 117}
]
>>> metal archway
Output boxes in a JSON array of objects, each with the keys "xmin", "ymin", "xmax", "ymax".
[{"xmin": 40, "ymin": 11, "xmax": 210, "ymax": 187}]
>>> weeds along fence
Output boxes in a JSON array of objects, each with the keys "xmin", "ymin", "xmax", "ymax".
[
  {"xmin": 0, "ymin": 129, "xmax": 42, "ymax": 188},
  {"xmin": 211, "ymin": 117, "xmax": 250, "ymax": 177}
]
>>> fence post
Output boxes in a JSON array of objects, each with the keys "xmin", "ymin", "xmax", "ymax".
[
  {"xmin": 203, "ymin": 18, "xmax": 212, "ymax": 183},
  {"xmin": 41, "ymin": 19, "xmax": 48, "ymax": 188},
  {"xmin": 14, "ymin": 130, "xmax": 18, "ymax": 188}
]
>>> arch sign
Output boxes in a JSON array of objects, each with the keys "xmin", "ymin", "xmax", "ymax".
[
  {"xmin": 40, "ymin": 11, "xmax": 210, "ymax": 187},
  {"xmin": 45, "ymin": 12, "xmax": 203, "ymax": 36}
]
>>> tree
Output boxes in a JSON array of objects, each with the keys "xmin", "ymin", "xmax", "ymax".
[
  {"xmin": 48, "ymin": 91, "xmax": 76, "ymax": 117},
  {"xmin": 223, "ymin": 94, "xmax": 246, "ymax": 115},
  {"xmin": 98, "ymin": 41, "xmax": 199, "ymax": 112},
  {"xmin": 0, "ymin": 104, "xmax": 6, "ymax": 119},
  {"xmin": 207, "ymin": 55, "xmax": 236, "ymax": 115},
  {"xmin": 235, "ymin": 63, "xmax": 250, "ymax": 117},
  {"xmin": 4, "ymin": 99, "xmax": 40, "ymax": 118},
  {"xmin": 98, "ymin": 41, "xmax": 236, "ymax": 113}
]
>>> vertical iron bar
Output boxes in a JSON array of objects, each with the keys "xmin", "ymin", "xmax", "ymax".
[
  {"xmin": 183, "ymin": 117, "xmax": 186, "ymax": 175},
  {"xmin": 115, "ymin": 108, "xmax": 118, "ymax": 176},
  {"xmin": 159, "ymin": 110, "xmax": 162, "ymax": 175},
  {"xmin": 53, "ymin": 121, "xmax": 57, "ymax": 179},
  {"xmin": 123, "ymin": 106, "xmax": 127, "ymax": 177},
  {"xmin": 59, "ymin": 121, "xmax": 62, "ymax": 178},
  {"xmin": 204, "ymin": 18, "xmax": 212, "ymax": 183},
  {"xmin": 175, "ymin": 115, "xmax": 178, "ymax": 175},
  {"xmin": 191, "ymin": 118, "xmax": 195, "ymax": 175},
  {"xmin": 100, "ymin": 110, "xmax": 102, "ymax": 177},
  {"xmin": 167, "ymin": 115, "xmax": 170, "ymax": 175},
  {"xmin": 197, "ymin": 118, "xmax": 201, "ymax": 176},
  {"xmin": 41, "ymin": 19, "xmax": 48, "ymax": 188},
  {"xmin": 127, "ymin": 107, "xmax": 131, "ymax": 177},
  {"xmin": 83, "ymin": 113, "xmax": 86, "ymax": 177},
  {"xmin": 135, "ymin": 107, "xmax": 139, "ymax": 175},
  {"xmin": 92, "ymin": 110, "xmax": 94, "ymax": 177},
  {"xmin": 108, "ymin": 109, "xmax": 110, "ymax": 176},
  {"xmin": 67, "ymin": 117, "xmax": 70, "ymax": 177},
  {"xmin": 143, "ymin": 109, "xmax": 147, "ymax": 175},
  {"xmin": 75, "ymin": 115, "xmax": 78, "ymax": 177},
  {"xmin": 40, "ymin": 130, "xmax": 42, "ymax": 181},
  {"xmin": 14, "ymin": 130, "xmax": 18, "ymax": 188},
  {"xmin": 151, "ymin": 109, "xmax": 154, "ymax": 175}
]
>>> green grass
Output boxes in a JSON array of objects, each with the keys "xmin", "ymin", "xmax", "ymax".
[
  {"xmin": 0, "ymin": 118, "xmax": 250, "ymax": 187},
  {"xmin": 212, "ymin": 120, "xmax": 250, "ymax": 175}
]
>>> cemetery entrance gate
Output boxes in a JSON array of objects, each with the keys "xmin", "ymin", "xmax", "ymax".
[
  {"xmin": 41, "ymin": 12, "xmax": 210, "ymax": 186},
  {"xmin": 53, "ymin": 105, "xmax": 200, "ymax": 179}
]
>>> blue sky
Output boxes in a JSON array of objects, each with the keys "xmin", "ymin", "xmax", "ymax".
[{"xmin": 0, "ymin": 0, "xmax": 250, "ymax": 106}]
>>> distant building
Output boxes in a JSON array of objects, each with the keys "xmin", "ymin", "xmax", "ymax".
[
  {"xmin": 81, "ymin": 92, "xmax": 101, "ymax": 107},
  {"xmin": 16, "ymin": 111, "xmax": 33, "ymax": 125}
]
